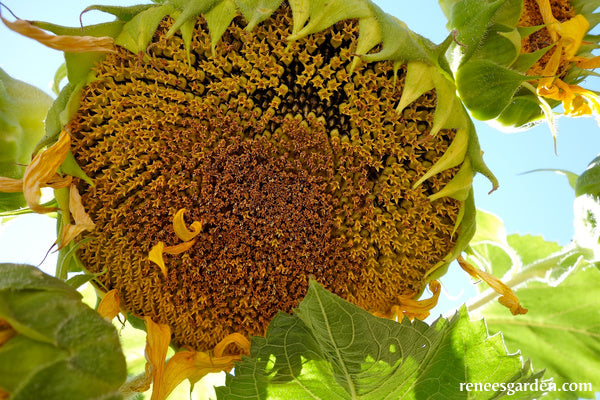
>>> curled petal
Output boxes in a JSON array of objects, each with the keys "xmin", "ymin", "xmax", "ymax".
[
  {"xmin": 391, "ymin": 280, "xmax": 441, "ymax": 320},
  {"xmin": 97, "ymin": 289, "xmax": 120, "ymax": 321},
  {"xmin": 213, "ymin": 333, "xmax": 251, "ymax": 357},
  {"xmin": 0, "ymin": 177, "xmax": 23, "ymax": 193},
  {"xmin": 149, "ymin": 242, "xmax": 167, "ymax": 276},
  {"xmin": 154, "ymin": 334, "xmax": 250, "ymax": 400},
  {"xmin": 23, "ymin": 130, "xmax": 70, "ymax": 214},
  {"xmin": 57, "ymin": 185, "xmax": 96, "ymax": 249},
  {"xmin": 0, "ymin": 13, "xmax": 115, "ymax": 53},
  {"xmin": 458, "ymin": 256, "xmax": 528, "ymax": 315},
  {"xmin": 46, "ymin": 175, "xmax": 72, "ymax": 189},
  {"xmin": 173, "ymin": 208, "xmax": 203, "ymax": 242}
]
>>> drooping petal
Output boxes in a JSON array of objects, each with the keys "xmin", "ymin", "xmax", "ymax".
[
  {"xmin": 0, "ymin": 177, "xmax": 23, "ymax": 193},
  {"xmin": 149, "ymin": 242, "xmax": 167, "ymax": 276},
  {"xmin": 391, "ymin": 280, "xmax": 442, "ymax": 320},
  {"xmin": 458, "ymin": 256, "xmax": 528, "ymax": 315},
  {"xmin": 130, "ymin": 317, "xmax": 171, "ymax": 394},
  {"xmin": 97, "ymin": 289, "xmax": 120, "ymax": 321},
  {"xmin": 57, "ymin": 185, "xmax": 96, "ymax": 249},
  {"xmin": 154, "ymin": 334, "xmax": 250, "ymax": 400},
  {"xmin": 22, "ymin": 130, "xmax": 70, "ymax": 214},
  {"xmin": 0, "ymin": 14, "xmax": 115, "ymax": 53},
  {"xmin": 172, "ymin": 208, "xmax": 203, "ymax": 242}
]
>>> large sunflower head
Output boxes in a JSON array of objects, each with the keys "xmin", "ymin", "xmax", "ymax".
[
  {"xmin": 441, "ymin": 0, "xmax": 600, "ymax": 130},
  {"xmin": 0, "ymin": 0, "xmax": 525, "ymax": 396}
]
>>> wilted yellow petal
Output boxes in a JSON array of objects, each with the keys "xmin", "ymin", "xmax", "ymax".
[
  {"xmin": 97, "ymin": 289, "xmax": 120, "ymax": 321},
  {"xmin": 554, "ymin": 15, "xmax": 588, "ymax": 59},
  {"xmin": 164, "ymin": 239, "xmax": 196, "ymax": 255},
  {"xmin": 46, "ymin": 175, "xmax": 72, "ymax": 189},
  {"xmin": 153, "ymin": 333, "xmax": 250, "ymax": 400},
  {"xmin": 149, "ymin": 242, "xmax": 167, "ymax": 276},
  {"xmin": 130, "ymin": 317, "xmax": 171, "ymax": 394},
  {"xmin": 574, "ymin": 55, "xmax": 600, "ymax": 69},
  {"xmin": 173, "ymin": 208, "xmax": 203, "ymax": 242},
  {"xmin": 534, "ymin": 0, "xmax": 559, "ymax": 41},
  {"xmin": 458, "ymin": 256, "xmax": 528, "ymax": 315},
  {"xmin": 1, "ymin": 14, "xmax": 115, "ymax": 53},
  {"xmin": 0, "ymin": 177, "xmax": 23, "ymax": 193},
  {"xmin": 23, "ymin": 130, "xmax": 70, "ymax": 214},
  {"xmin": 57, "ymin": 185, "xmax": 96, "ymax": 249},
  {"xmin": 390, "ymin": 280, "xmax": 441, "ymax": 320},
  {"xmin": 213, "ymin": 333, "xmax": 251, "ymax": 357},
  {"xmin": 0, "ymin": 387, "xmax": 8, "ymax": 400}
]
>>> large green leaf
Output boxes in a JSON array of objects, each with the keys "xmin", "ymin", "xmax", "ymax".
[
  {"xmin": 481, "ymin": 267, "xmax": 600, "ymax": 400},
  {"xmin": 0, "ymin": 264, "xmax": 126, "ymax": 400},
  {"xmin": 216, "ymin": 281, "xmax": 543, "ymax": 400}
]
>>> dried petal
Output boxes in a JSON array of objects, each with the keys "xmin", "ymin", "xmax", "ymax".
[
  {"xmin": 0, "ymin": 14, "xmax": 115, "ymax": 53},
  {"xmin": 22, "ymin": 130, "xmax": 70, "ymax": 213},
  {"xmin": 0, "ymin": 177, "xmax": 23, "ymax": 193},
  {"xmin": 458, "ymin": 256, "xmax": 527, "ymax": 315},
  {"xmin": 57, "ymin": 185, "xmax": 96, "ymax": 249}
]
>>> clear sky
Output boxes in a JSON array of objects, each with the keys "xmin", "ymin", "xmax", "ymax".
[{"xmin": 1, "ymin": 0, "xmax": 599, "ymax": 334}]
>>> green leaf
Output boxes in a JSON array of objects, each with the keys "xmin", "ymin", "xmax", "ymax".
[
  {"xmin": 482, "ymin": 267, "xmax": 600, "ymax": 400},
  {"xmin": 0, "ymin": 68, "xmax": 53, "ymax": 211},
  {"xmin": 216, "ymin": 281, "xmax": 543, "ymax": 400},
  {"xmin": 0, "ymin": 264, "xmax": 126, "ymax": 400},
  {"xmin": 576, "ymin": 154, "xmax": 600, "ymax": 197}
]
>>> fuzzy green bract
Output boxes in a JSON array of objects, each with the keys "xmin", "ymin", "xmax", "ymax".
[
  {"xmin": 0, "ymin": 264, "xmax": 126, "ymax": 400},
  {"xmin": 216, "ymin": 280, "xmax": 543, "ymax": 400}
]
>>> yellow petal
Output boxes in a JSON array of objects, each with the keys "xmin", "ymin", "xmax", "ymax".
[
  {"xmin": 130, "ymin": 317, "xmax": 171, "ymax": 394},
  {"xmin": 0, "ymin": 13, "xmax": 115, "ymax": 53},
  {"xmin": 574, "ymin": 55, "xmax": 600, "ymax": 69},
  {"xmin": 391, "ymin": 280, "xmax": 441, "ymax": 320},
  {"xmin": 534, "ymin": 0, "xmax": 559, "ymax": 41},
  {"xmin": 97, "ymin": 289, "xmax": 120, "ymax": 321},
  {"xmin": 149, "ymin": 242, "xmax": 167, "ymax": 276},
  {"xmin": 458, "ymin": 256, "xmax": 528, "ymax": 315},
  {"xmin": 23, "ymin": 130, "xmax": 70, "ymax": 214},
  {"xmin": 164, "ymin": 239, "xmax": 196, "ymax": 255},
  {"xmin": 173, "ymin": 208, "xmax": 203, "ymax": 242},
  {"xmin": 57, "ymin": 185, "xmax": 96, "ymax": 249},
  {"xmin": 554, "ymin": 15, "xmax": 588, "ymax": 59},
  {"xmin": 0, "ymin": 177, "xmax": 23, "ymax": 193},
  {"xmin": 154, "ymin": 333, "xmax": 250, "ymax": 400}
]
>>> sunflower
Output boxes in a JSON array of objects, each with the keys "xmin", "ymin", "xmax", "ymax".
[
  {"xmin": 0, "ymin": 0, "xmax": 531, "ymax": 398},
  {"xmin": 441, "ymin": 0, "xmax": 600, "ymax": 133}
]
